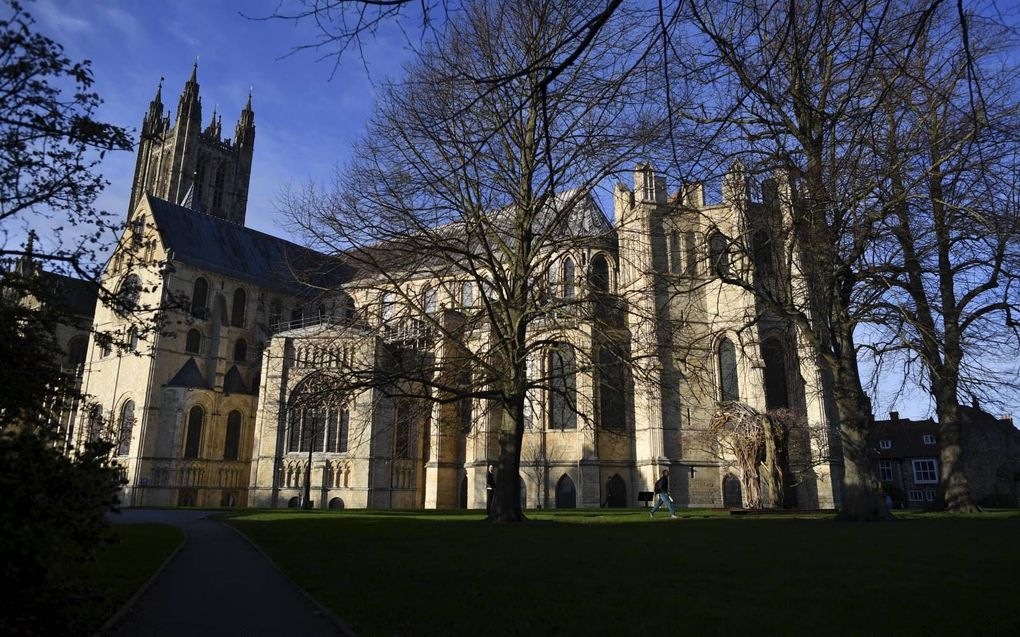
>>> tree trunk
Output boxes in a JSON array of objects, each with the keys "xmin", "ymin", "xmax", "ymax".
[
  {"xmin": 933, "ymin": 387, "xmax": 979, "ymax": 512},
  {"xmin": 488, "ymin": 396, "xmax": 526, "ymax": 522}
]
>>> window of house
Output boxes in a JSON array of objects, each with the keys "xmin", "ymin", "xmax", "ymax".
[
  {"xmin": 879, "ymin": 439, "xmax": 892, "ymax": 450},
  {"xmin": 912, "ymin": 459, "xmax": 938, "ymax": 484},
  {"xmin": 184, "ymin": 406, "xmax": 203, "ymax": 459},
  {"xmin": 549, "ymin": 344, "xmax": 577, "ymax": 430},
  {"xmin": 117, "ymin": 400, "xmax": 135, "ymax": 456},
  {"xmin": 460, "ymin": 282, "xmax": 473, "ymax": 308},
  {"xmin": 718, "ymin": 337, "xmax": 739, "ymax": 402},
  {"xmin": 191, "ymin": 277, "xmax": 209, "ymax": 318},
  {"xmin": 908, "ymin": 490, "xmax": 923, "ymax": 502},
  {"xmin": 231, "ymin": 288, "xmax": 247, "ymax": 327},
  {"xmin": 224, "ymin": 410, "xmax": 242, "ymax": 460},
  {"xmin": 879, "ymin": 460, "xmax": 893, "ymax": 482},
  {"xmin": 185, "ymin": 329, "xmax": 201, "ymax": 354},
  {"xmin": 922, "ymin": 434, "xmax": 936, "ymax": 445},
  {"xmin": 925, "ymin": 489, "xmax": 936, "ymax": 502}
]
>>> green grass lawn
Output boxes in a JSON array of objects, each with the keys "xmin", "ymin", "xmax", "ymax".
[
  {"xmin": 227, "ymin": 508, "xmax": 1020, "ymax": 636},
  {"xmin": 79, "ymin": 523, "xmax": 184, "ymax": 632}
]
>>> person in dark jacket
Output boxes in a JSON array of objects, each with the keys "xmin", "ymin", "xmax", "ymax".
[
  {"xmin": 649, "ymin": 468, "xmax": 677, "ymax": 518},
  {"xmin": 486, "ymin": 464, "xmax": 496, "ymax": 513}
]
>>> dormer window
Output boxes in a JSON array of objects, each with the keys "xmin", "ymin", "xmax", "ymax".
[
  {"xmin": 922, "ymin": 434, "xmax": 936, "ymax": 445},
  {"xmin": 879, "ymin": 439, "xmax": 892, "ymax": 450}
]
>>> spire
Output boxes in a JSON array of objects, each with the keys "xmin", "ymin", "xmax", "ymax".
[
  {"xmin": 177, "ymin": 59, "xmax": 201, "ymax": 124},
  {"xmin": 206, "ymin": 104, "xmax": 220, "ymax": 139},
  {"xmin": 144, "ymin": 77, "xmax": 165, "ymax": 130},
  {"xmin": 14, "ymin": 230, "xmax": 39, "ymax": 277},
  {"xmin": 234, "ymin": 85, "xmax": 255, "ymax": 147}
]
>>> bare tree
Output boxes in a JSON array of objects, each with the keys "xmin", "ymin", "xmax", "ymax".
[
  {"xmin": 869, "ymin": 4, "xmax": 1020, "ymax": 512},
  {"xmin": 281, "ymin": 1, "xmax": 667, "ymax": 521}
]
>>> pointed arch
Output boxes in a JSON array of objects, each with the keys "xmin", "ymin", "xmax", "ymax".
[
  {"xmin": 117, "ymin": 400, "xmax": 135, "ymax": 456},
  {"xmin": 562, "ymin": 256, "xmax": 576, "ymax": 299},
  {"xmin": 224, "ymin": 410, "xmax": 242, "ymax": 460},
  {"xmin": 231, "ymin": 288, "xmax": 247, "ymax": 327},
  {"xmin": 184, "ymin": 405, "xmax": 203, "ymax": 459},
  {"xmin": 549, "ymin": 344, "xmax": 576, "ymax": 430},
  {"xmin": 191, "ymin": 277, "xmax": 208, "ymax": 317},
  {"xmin": 185, "ymin": 329, "xmax": 202, "ymax": 354},
  {"xmin": 555, "ymin": 474, "xmax": 576, "ymax": 509},
  {"xmin": 718, "ymin": 337, "xmax": 739, "ymax": 402}
]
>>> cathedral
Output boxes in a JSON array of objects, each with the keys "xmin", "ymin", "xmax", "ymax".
[{"xmin": 72, "ymin": 69, "xmax": 842, "ymax": 510}]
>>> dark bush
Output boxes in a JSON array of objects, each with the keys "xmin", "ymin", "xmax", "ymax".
[{"xmin": 0, "ymin": 432, "xmax": 124, "ymax": 635}]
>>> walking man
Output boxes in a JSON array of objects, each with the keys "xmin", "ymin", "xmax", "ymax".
[
  {"xmin": 486, "ymin": 464, "xmax": 496, "ymax": 514},
  {"xmin": 649, "ymin": 468, "xmax": 677, "ymax": 518}
]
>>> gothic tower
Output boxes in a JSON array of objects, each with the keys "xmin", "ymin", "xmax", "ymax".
[{"xmin": 127, "ymin": 63, "xmax": 255, "ymax": 225}]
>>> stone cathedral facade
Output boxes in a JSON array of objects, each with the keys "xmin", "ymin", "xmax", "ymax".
[{"xmin": 76, "ymin": 70, "xmax": 842, "ymax": 510}]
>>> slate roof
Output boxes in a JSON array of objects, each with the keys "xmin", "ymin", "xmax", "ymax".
[
  {"xmin": 146, "ymin": 195, "xmax": 352, "ymax": 295},
  {"xmin": 166, "ymin": 357, "xmax": 210, "ymax": 389},
  {"xmin": 40, "ymin": 271, "xmax": 98, "ymax": 319}
]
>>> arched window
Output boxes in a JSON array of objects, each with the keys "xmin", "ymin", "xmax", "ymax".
[
  {"xmin": 460, "ymin": 282, "xmax": 473, "ymax": 308},
  {"xmin": 423, "ymin": 287, "xmax": 438, "ymax": 315},
  {"xmin": 224, "ymin": 410, "xmax": 242, "ymax": 460},
  {"xmin": 184, "ymin": 406, "xmax": 203, "ymax": 459},
  {"xmin": 683, "ymin": 231, "xmax": 697, "ymax": 274},
  {"xmin": 718, "ymin": 337, "xmax": 740, "ymax": 402},
  {"xmin": 590, "ymin": 253, "xmax": 610, "ymax": 294},
  {"xmin": 66, "ymin": 336, "xmax": 87, "ymax": 368},
  {"xmin": 598, "ymin": 343, "xmax": 626, "ymax": 430},
  {"xmin": 381, "ymin": 292, "xmax": 395, "ymax": 321},
  {"xmin": 185, "ymin": 329, "xmax": 201, "ymax": 354},
  {"xmin": 562, "ymin": 257, "xmax": 575, "ymax": 299},
  {"xmin": 117, "ymin": 400, "xmax": 135, "ymax": 456},
  {"xmin": 459, "ymin": 368, "xmax": 473, "ymax": 432},
  {"xmin": 191, "ymin": 277, "xmax": 209, "ymax": 317},
  {"xmin": 231, "ymin": 288, "xmax": 247, "ymax": 327},
  {"xmin": 555, "ymin": 474, "xmax": 576, "ymax": 509},
  {"xmin": 723, "ymin": 474, "xmax": 744, "ymax": 508},
  {"xmin": 287, "ymin": 374, "xmax": 346, "ymax": 454},
  {"xmin": 761, "ymin": 337, "xmax": 790, "ymax": 409},
  {"xmin": 753, "ymin": 230, "xmax": 775, "ymax": 281},
  {"xmin": 119, "ymin": 274, "xmax": 141, "ymax": 311},
  {"xmin": 213, "ymin": 161, "xmax": 227, "ymax": 209},
  {"xmin": 233, "ymin": 338, "xmax": 247, "ymax": 362},
  {"xmin": 709, "ymin": 232, "xmax": 730, "ymax": 277},
  {"xmin": 668, "ymin": 231, "xmax": 681, "ymax": 274},
  {"xmin": 394, "ymin": 399, "xmax": 413, "ymax": 459},
  {"xmin": 549, "ymin": 344, "xmax": 577, "ymax": 430}
]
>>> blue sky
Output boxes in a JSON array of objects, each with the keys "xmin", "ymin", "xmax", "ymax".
[
  {"xmin": 25, "ymin": 1, "xmax": 1020, "ymax": 422},
  {"xmin": 30, "ymin": 0, "xmax": 417, "ymax": 236}
]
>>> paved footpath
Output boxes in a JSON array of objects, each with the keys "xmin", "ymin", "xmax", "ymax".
[{"xmin": 105, "ymin": 509, "xmax": 347, "ymax": 636}]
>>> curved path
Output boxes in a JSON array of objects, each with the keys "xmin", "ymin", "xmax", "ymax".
[{"xmin": 105, "ymin": 509, "xmax": 348, "ymax": 636}]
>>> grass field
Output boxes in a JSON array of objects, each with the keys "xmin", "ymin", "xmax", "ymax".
[
  {"xmin": 80, "ymin": 523, "xmax": 184, "ymax": 632},
  {"xmin": 226, "ymin": 508, "xmax": 1020, "ymax": 636}
]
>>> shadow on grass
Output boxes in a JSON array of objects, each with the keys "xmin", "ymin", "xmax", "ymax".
[{"xmin": 224, "ymin": 509, "xmax": 1019, "ymax": 636}]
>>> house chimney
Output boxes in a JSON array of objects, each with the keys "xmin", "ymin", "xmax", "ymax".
[{"xmin": 889, "ymin": 411, "xmax": 899, "ymax": 421}]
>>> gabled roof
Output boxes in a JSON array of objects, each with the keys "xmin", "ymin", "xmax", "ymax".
[
  {"xmin": 223, "ymin": 365, "xmax": 252, "ymax": 395},
  {"xmin": 145, "ymin": 195, "xmax": 352, "ymax": 294},
  {"xmin": 166, "ymin": 357, "xmax": 209, "ymax": 389}
]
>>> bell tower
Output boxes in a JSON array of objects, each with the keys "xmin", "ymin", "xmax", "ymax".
[{"xmin": 127, "ymin": 62, "xmax": 255, "ymax": 225}]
